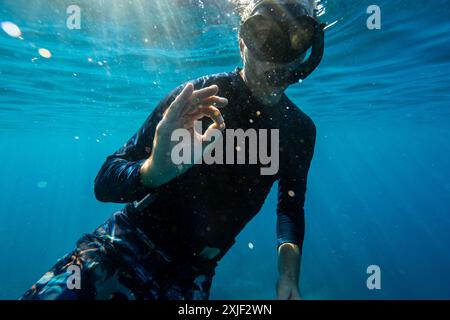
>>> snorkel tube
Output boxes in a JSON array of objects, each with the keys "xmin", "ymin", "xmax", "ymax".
[{"xmin": 286, "ymin": 21, "xmax": 325, "ymax": 84}]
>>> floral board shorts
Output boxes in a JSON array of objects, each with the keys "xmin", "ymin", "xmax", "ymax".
[{"xmin": 20, "ymin": 210, "xmax": 216, "ymax": 300}]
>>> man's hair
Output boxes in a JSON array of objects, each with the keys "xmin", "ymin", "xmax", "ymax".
[{"xmin": 232, "ymin": 0, "xmax": 318, "ymax": 22}]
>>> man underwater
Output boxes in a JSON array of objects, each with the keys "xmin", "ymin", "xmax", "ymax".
[{"xmin": 22, "ymin": 0, "xmax": 325, "ymax": 300}]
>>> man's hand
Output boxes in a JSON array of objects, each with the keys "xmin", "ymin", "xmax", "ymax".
[
  {"xmin": 140, "ymin": 83, "xmax": 228, "ymax": 188},
  {"xmin": 277, "ymin": 274, "xmax": 302, "ymax": 300},
  {"xmin": 277, "ymin": 242, "xmax": 302, "ymax": 300}
]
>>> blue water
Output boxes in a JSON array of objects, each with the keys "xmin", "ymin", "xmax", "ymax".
[{"xmin": 0, "ymin": 0, "xmax": 449, "ymax": 299}]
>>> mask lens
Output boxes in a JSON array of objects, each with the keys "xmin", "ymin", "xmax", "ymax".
[
  {"xmin": 289, "ymin": 16, "xmax": 317, "ymax": 53},
  {"xmin": 241, "ymin": 15, "xmax": 288, "ymax": 62}
]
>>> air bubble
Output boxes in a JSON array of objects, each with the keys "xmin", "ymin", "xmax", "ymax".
[{"xmin": 1, "ymin": 21, "xmax": 22, "ymax": 38}]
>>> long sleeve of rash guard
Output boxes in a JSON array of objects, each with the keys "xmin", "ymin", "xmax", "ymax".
[
  {"xmin": 94, "ymin": 85, "xmax": 183, "ymax": 203},
  {"xmin": 276, "ymin": 117, "xmax": 316, "ymax": 251}
]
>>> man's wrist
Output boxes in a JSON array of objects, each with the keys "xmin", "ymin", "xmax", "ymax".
[
  {"xmin": 139, "ymin": 158, "xmax": 163, "ymax": 189},
  {"xmin": 278, "ymin": 242, "xmax": 300, "ymax": 254}
]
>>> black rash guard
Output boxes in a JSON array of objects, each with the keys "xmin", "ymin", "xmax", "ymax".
[{"xmin": 94, "ymin": 67, "xmax": 316, "ymax": 262}]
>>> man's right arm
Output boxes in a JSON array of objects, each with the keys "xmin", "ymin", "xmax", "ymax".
[
  {"xmin": 93, "ymin": 86, "xmax": 183, "ymax": 203},
  {"xmin": 93, "ymin": 82, "xmax": 227, "ymax": 204}
]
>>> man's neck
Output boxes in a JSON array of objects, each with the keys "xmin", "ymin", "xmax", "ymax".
[{"xmin": 239, "ymin": 68, "xmax": 286, "ymax": 106}]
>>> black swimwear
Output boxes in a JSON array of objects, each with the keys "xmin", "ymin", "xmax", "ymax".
[
  {"xmin": 94, "ymin": 66, "xmax": 316, "ymax": 260},
  {"xmin": 21, "ymin": 67, "xmax": 316, "ymax": 300}
]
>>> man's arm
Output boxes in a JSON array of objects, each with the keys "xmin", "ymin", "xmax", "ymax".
[
  {"xmin": 93, "ymin": 85, "xmax": 183, "ymax": 203},
  {"xmin": 276, "ymin": 115, "xmax": 316, "ymax": 299},
  {"xmin": 94, "ymin": 82, "xmax": 228, "ymax": 203}
]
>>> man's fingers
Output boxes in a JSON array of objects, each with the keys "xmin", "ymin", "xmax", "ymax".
[
  {"xmin": 166, "ymin": 84, "xmax": 223, "ymax": 122},
  {"xmin": 290, "ymin": 290, "xmax": 301, "ymax": 300},
  {"xmin": 184, "ymin": 85, "xmax": 220, "ymax": 115},
  {"xmin": 190, "ymin": 85, "xmax": 219, "ymax": 105},
  {"xmin": 277, "ymin": 290, "xmax": 289, "ymax": 300},
  {"xmin": 185, "ymin": 105, "xmax": 225, "ymax": 128},
  {"xmin": 184, "ymin": 96, "xmax": 228, "ymax": 119},
  {"xmin": 201, "ymin": 96, "xmax": 228, "ymax": 108},
  {"xmin": 165, "ymin": 83, "xmax": 194, "ymax": 121}
]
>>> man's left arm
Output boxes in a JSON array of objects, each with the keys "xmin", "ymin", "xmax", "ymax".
[{"xmin": 276, "ymin": 116, "xmax": 316, "ymax": 299}]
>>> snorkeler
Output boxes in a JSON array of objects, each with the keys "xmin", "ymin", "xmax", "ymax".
[{"xmin": 21, "ymin": 0, "xmax": 324, "ymax": 300}]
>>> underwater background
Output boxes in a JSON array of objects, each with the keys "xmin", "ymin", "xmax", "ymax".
[{"xmin": 0, "ymin": 0, "xmax": 449, "ymax": 299}]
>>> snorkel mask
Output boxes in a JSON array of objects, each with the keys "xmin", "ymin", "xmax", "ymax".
[{"xmin": 239, "ymin": 0, "xmax": 325, "ymax": 85}]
